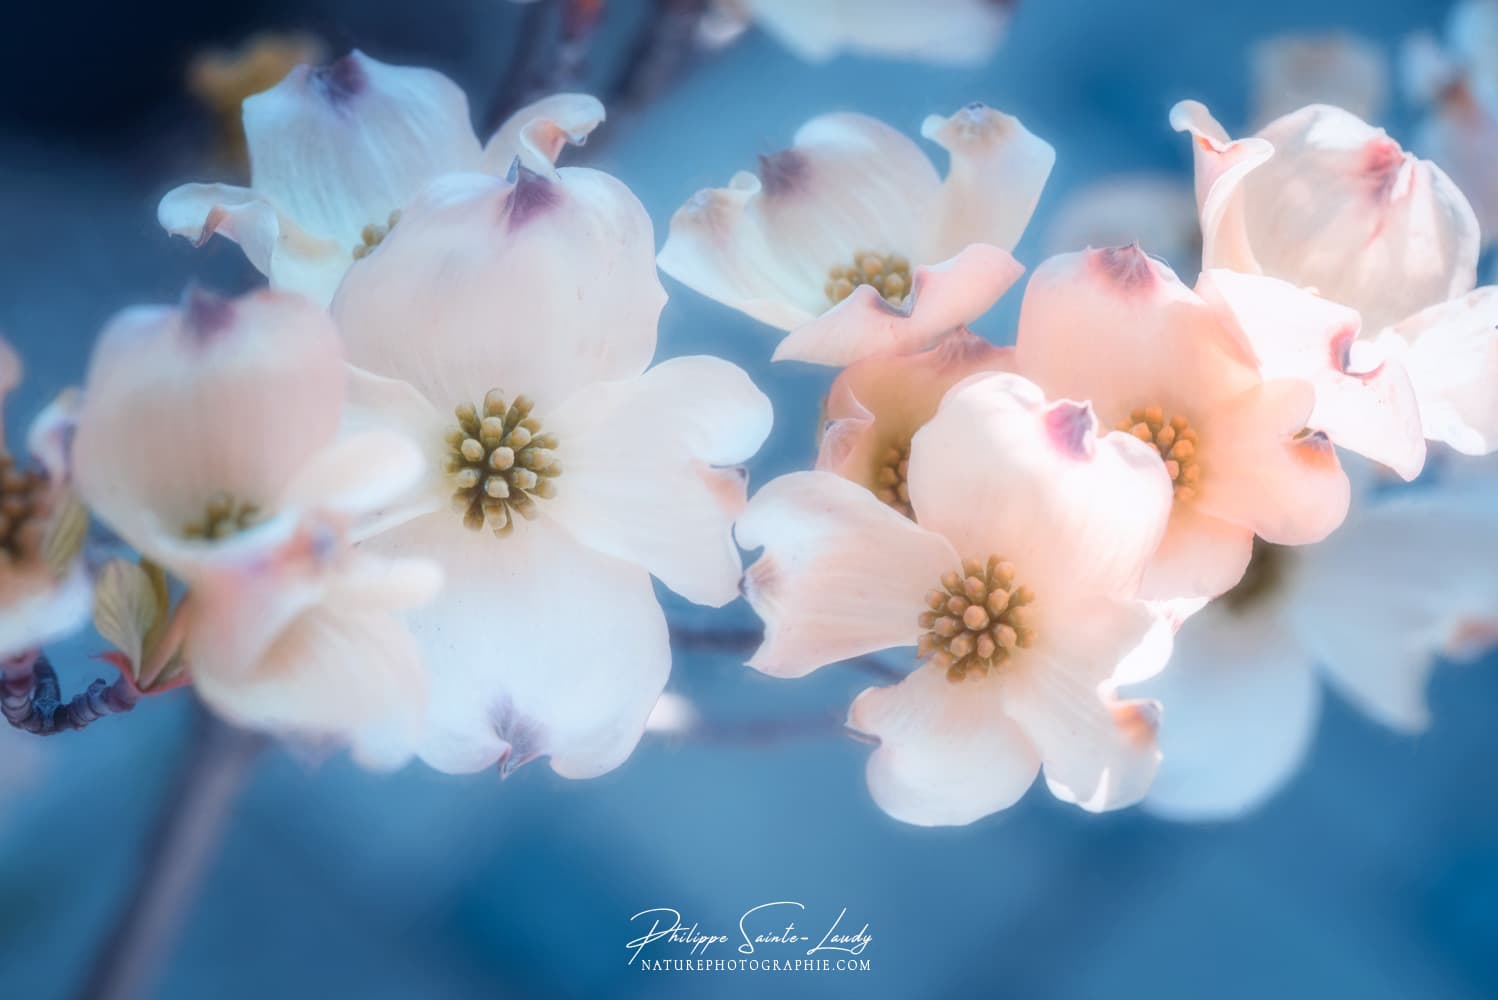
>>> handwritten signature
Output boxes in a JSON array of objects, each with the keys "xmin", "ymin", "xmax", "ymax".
[{"xmin": 626, "ymin": 903, "xmax": 872, "ymax": 965}]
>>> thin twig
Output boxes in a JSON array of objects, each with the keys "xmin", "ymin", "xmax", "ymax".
[
  {"xmin": 79, "ymin": 703, "xmax": 266, "ymax": 1000},
  {"xmin": 1, "ymin": 653, "xmax": 141, "ymax": 735}
]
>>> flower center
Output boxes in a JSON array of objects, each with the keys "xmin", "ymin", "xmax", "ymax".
[
  {"xmin": 825, "ymin": 251, "xmax": 911, "ymax": 307},
  {"xmin": 1118, "ymin": 406, "xmax": 1200, "ymax": 501},
  {"xmin": 0, "ymin": 454, "xmax": 48, "ymax": 566},
  {"xmin": 873, "ymin": 439, "xmax": 912, "ymax": 517},
  {"xmin": 1221, "ymin": 537, "xmax": 1287, "ymax": 613},
  {"xmin": 918, "ymin": 556, "xmax": 1038, "ymax": 682},
  {"xmin": 446, "ymin": 390, "xmax": 560, "ymax": 537},
  {"xmin": 182, "ymin": 492, "xmax": 261, "ymax": 540},
  {"xmin": 352, "ymin": 209, "xmax": 402, "ymax": 260}
]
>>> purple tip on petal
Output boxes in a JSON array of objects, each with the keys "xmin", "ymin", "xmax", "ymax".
[
  {"xmin": 1044, "ymin": 400, "xmax": 1097, "ymax": 460},
  {"xmin": 491, "ymin": 695, "xmax": 545, "ymax": 776},
  {"xmin": 309, "ymin": 52, "xmax": 367, "ymax": 105},
  {"xmin": 757, "ymin": 149, "xmax": 807, "ymax": 196},
  {"xmin": 504, "ymin": 163, "xmax": 561, "ymax": 230},
  {"xmin": 1093, "ymin": 244, "xmax": 1157, "ymax": 290},
  {"xmin": 180, "ymin": 286, "xmax": 235, "ymax": 342}
]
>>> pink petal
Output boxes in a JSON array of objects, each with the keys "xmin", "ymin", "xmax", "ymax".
[
  {"xmin": 1140, "ymin": 504, "xmax": 1255, "ymax": 602},
  {"xmin": 482, "ymin": 93, "xmax": 605, "ymax": 175}
]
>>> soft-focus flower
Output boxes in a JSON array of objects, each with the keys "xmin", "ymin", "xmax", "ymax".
[
  {"xmin": 1013, "ymin": 247, "xmax": 1351, "ymax": 601},
  {"xmin": 71, "ymin": 288, "xmax": 437, "ymax": 757},
  {"xmin": 738, "ymin": 373, "xmax": 1174, "ymax": 825},
  {"xmin": 330, "ymin": 164, "xmax": 773, "ymax": 778},
  {"xmin": 699, "ymin": 0, "xmax": 1012, "ymax": 67},
  {"xmin": 1138, "ymin": 459, "xmax": 1498, "ymax": 819},
  {"xmin": 187, "ymin": 31, "xmax": 328, "ymax": 172},
  {"xmin": 160, "ymin": 49, "xmax": 604, "ymax": 305},
  {"xmin": 1175, "ymin": 100, "xmax": 1497, "ymax": 465},
  {"xmin": 0, "ymin": 340, "xmax": 91, "ymax": 659},
  {"xmin": 1250, "ymin": 33, "xmax": 1387, "ymax": 129},
  {"xmin": 658, "ymin": 104, "xmax": 1052, "ymax": 365},
  {"xmin": 817, "ymin": 328, "xmax": 1013, "ymax": 514},
  {"xmin": 1043, "ymin": 173, "xmax": 1201, "ymax": 275}
]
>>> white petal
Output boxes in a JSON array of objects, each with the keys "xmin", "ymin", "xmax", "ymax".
[
  {"xmin": 919, "ymin": 103, "xmax": 1055, "ymax": 259},
  {"xmin": 736, "ymin": 471, "xmax": 960, "ymax": 678},
  {"xmin": 332, "ymin": 169, "xmax": 662, "ymax": 412},
  {"xmin": 1412, "ymin": 100, "xmax": 1498, "ymax": 251},
  {"xmin": 362, "ymin": 513, "xmax": 671, "ymax": 778},
  {"xmin": 0, "ymin": 563, "xmax": 92, "ymax": 660},
  {"xmin": 243, "ymin": 50, "xmax": 481, "ymax": 247},
  {"xmin": 544, "ymin": 356, "xmax": 771, "ymax": 606},
  {"xmin": 847, "ymin": 664, "xmax": 1040, "ymax": 826},
  {"xmin": 1171, "ymin": 99, "xmax": 1276, "ymax": 275},
  {"xmin": 482, "ymin": 93, "xmax": 605, "ymax": 175},
  {"xmin": 1376, "ymin": 287, "xmax": 1498, "ymax": 455}
]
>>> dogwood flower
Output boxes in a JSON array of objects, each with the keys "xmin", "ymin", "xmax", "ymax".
[
  {"xmin": 71, "ymin": 288, "xmax": 438, "ymax": 758},
  {"xmin": 0, "ymin": 340, "xmax": 91, "ymax": 659},
  {"xmin": 698, "ymin": 0, "xmax": 1012, "ymax": 67},
  {"xmin": 329, "ymin": 165, "xmax": 773, "ymax": 778},
  {"xmin": 1139, "ymin": 459, "xmax": 1498, "ymax": 819},
  {"xmin": 738, "ymin": 373, "xmax": 1174, "ymax": 825},
  {"xmin": 658, "ymin": 104, "xmax": 1052, "ymax": 365},
  {"xmin": 159, "ymin": 49, "xmax": 604, "ymax": 306},
  {"xmin": 1174, "ymin": 99, "xmax": 1497, "ymax": 465},
  {"xmin": 1250, "ymin": 33, "xmax": 1387, "ymax": 129},
  {"xmin": 1013, "ymin": 247, "xmax": 1352, "ymax": 601}
]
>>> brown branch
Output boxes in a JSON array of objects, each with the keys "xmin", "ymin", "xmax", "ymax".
[{"xmin": 1, "ymin": 653, "xmax": 141, "ymax": 735}]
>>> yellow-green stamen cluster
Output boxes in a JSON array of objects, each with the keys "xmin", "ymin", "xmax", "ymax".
[
  {"xmin": 826, "ymin": 251, "xmax": 911, "ymax": 307},
  {"xmin": 182, "ymin": 492, "xmax": 261, "ymax": 540},
  {"xmin": 446, "ymin": 390, "xmax": 560, "ymax": 537},
  {"xmin": 918, "ymin": 556, "xmax": 1037, "ymax": 683},
  {"xmin": 1119, "ymin": 406, "xmax": 1201, "ymax": 501},
  {"xmin": 0, "ymin": 453, "xmax": 47, "ymax": 566},
  {"xmin": 874, "ymin": 440, "xmax": 912, "ymax": 518},
  {"xmin": 352, "ymin": 209, "xmax": 401, "ymax": 259}
]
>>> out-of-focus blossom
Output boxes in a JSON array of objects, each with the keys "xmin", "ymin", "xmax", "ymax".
[
  {"xmin": 0, "ymin": 340, "xmax": 91, "ymax": 660},
  {"xmin": 1250, "ymin": 34, "xmax": 1388, "ymax": 129},
  {"xmin": 738, "ymin": 373, "xmax": 1174, "ymax": 825},
  {"xmin": 160, "ymin": 50, "xmax": 604, "ymax": 305},
  {"xmin": 1044, "ymin": 173, "xmax": 1201, "ymax": 275},
  {"xmin": 817, "ymin": 329, "xmax": 1012, "ymax": 514},
  {"xmin": 699, "ymin": 0, "xmax": 1012, "ymax": 67},
  {"xmin": 1175, "ymin": 100, "xmax": 1498, "ymax": 466},
  {"xmin": 1139, "ymin": 458, "xmax": 1498, "ymax": 819},
  {"xmin": 71, "ymin": 288, "xmax": 438, "ymax": 758},
  {"xmin": 658, "ymin": 104, "xmax": 1052, "ymax": 365},
  {"xmin": 1404, "ymin": 1, "xmax": 1498, "ymax": 247},
  {"xmin": 1013, "ymin": 247, "xmax": 1351, "ymax": 602},
  {"xmin": 187, "ymin": 32, "xmax": 328, "ymax": 172},
  {"xmin": 330, "ymin": 165, "xmax": 773, "ymax": 778}
]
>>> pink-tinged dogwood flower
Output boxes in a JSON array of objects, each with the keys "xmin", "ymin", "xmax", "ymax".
[
  {"xmin": 1138, "ymin": 459, "xmax": 1498, "ymax": 819},
  {"xmin": 658, "ymin": 104, "xmax": 1051, "ymax": 365},
  {"xmin": 159, "ymin": 49, "xmax": 604, "ymax": 305},
  {"xmin": 71, "ymin": 288, "xmax": 438, "ymax": 758},
  {"xmin": 1250, "ymin": 34, "xmax": 1388, "ymax": 129},
  {"xmin": 0, "ymin": 340, "xmax": 90, "ymax": 659},
  {"xmin": 738, "ymin": 373, "xmax": 1175, "ymax": 825},
  {"xmin": 330, "ymin": 165, "xmax": 773, "ymax": 778},
  {"xmin": 699, "ymin": 0, "xmax": 1011, "ymax": 67},
  {"xmin": 1175, "ymin": 101, "xmax": 1497, "ymax": 467},
  {"xmin": 1014, "ymin": 247, "xmax": 1351, "ymax": 601},
  {"xmin": 817, "ymin": 328, "xmax": 1013, "ymax": 515}
]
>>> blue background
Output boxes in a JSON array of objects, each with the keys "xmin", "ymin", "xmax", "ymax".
[{"xmin": 2, "ymin": 1, "xmax": 1496, "ymax": 997}]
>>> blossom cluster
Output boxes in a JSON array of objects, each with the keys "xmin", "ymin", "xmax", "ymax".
[{"xmin": 2, "ymin": 15, "xmax": 1495, "ymax": 828}]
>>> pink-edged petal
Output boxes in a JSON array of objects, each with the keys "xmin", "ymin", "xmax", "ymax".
[
  {"xmin": 1141, "ymin": 503, "xmax": 1255, "ymax": 602},
  {"xmin": 364, "ymin": 512, "xmax": 671, "ymax": 778},
  {"xmin": 1250, "ymin": 34, "xmax": 1388, "ymax": 129},
  {"xmin": 1044, "ymin": 173, "xmax": 1202, "ymax": 273},
  {"xmin": 157, "ymin": 184, "xmax": 351, "ymax": 306},
  {"xmin": 1136, "ymin": 598, "xmax": 1321, "ymax": 820},
  {"xmin": 1198, "ymin": 268, "xmax": 1427, "ymax": 479},
  {"xmin": 818, "ymin": 330, "xmax": 1014, "ymax": 496},
  {"xmin": 332, "ymin": 168, "xmax": 663, "ymax": 412},
  {"xmin": 1170, "ymin": 100, "xmax": 1276, "ymax": 275},
  {"xmin": 1376, "ymin": 287, "xmax": 1498, "ymax": 455},
  {"xmin": 736, "ymin": 471, "xmax": 960, "ymax": 678},
  {"xmin": 847, "ymin": 663, "xmax": 1039, "ymax": 826},
  {"xmin": 919, "ymin": 103, "xmax": 1055, "ymax": 259},
  {"xmin": 1194, "ymin": 379, "xmax": 1351, "ymax": 543},
  {"xmin": 243, "ymin": 50, "xmax": 482, "ymax": 247},
  {"xmin": 1002, "ymin": 596, "xmax": 1166, "ymax": 811},
  {"xmin": 1288, "ymin": 488, "xmax": 1498, "ymax": 731},
  {"xmin": 481, "ymin": 93, "xmax": 605, "ymax": 175},
  {"xmin": 73, "ymin": 289, "xmax": 345, "ymax": 560},
  {"xmin": 773, "ymin": 243, "xmax": 1022, "ymax": 366},
  {"xmin": 740, "ymin": 0, "xmax": 1011, "ymax": 66},
  {"xmin": 658, "ymin": 112, "xmax": 941, "ymax": 325},
  {"xmin": 544, "ymin": 356, "xmax": 772, "ymax": 607},
  {"xmin": 906, "ymin": 372, "xmax": 1173, "ymax": 601}
]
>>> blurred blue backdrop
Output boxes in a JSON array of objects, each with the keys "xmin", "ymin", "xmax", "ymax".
[{"xmin": 2, "ymin": 1, "xmax": 1496, "ymax": 997}]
